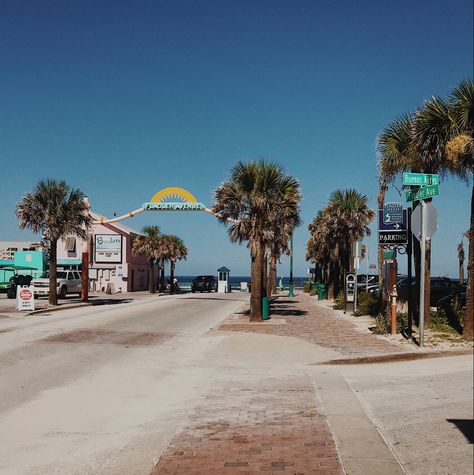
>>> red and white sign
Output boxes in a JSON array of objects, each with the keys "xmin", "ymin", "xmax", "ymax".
[{"xmin": 16, "ymin": 286, "xmax": 35, "ymax": 311}]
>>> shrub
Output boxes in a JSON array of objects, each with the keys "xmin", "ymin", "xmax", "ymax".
[
  {"xmin": 353, "ymin": 292, "xmax": 380, "ymax": 317},
  {"xmin": 429, "ymin": 309, "xmax": 463, "ymax": 334},
  {"xmin": 372, "ymin": 310, "xmax": 408, "ymax": 335},
  {"xmin": 333, "ymin": 292, "xmax": 345, "ymax": 310},
  {"xmin": 303, "ymin": 281, "xmax": 312, "ymax": 293},
  {"xmin": 309, "ymin": 289, "xmax": 317, "ymax": 296}
]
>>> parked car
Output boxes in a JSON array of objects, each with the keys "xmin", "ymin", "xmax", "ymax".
[
  {"xmin": 191, "ymin": 275, "xmax": 217, "ymax": 293},
  {"xmin": 33, "ymin": 271, "xmax": 82, "ymax": 298}
]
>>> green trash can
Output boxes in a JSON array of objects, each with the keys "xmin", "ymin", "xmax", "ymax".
[
  {"xmin": 262, "ymin": 297, "xmax": 270, "ymax": 320},
  {"xmin": 318, "ymin": 283, "xmax": 326, "ymax": 300}
]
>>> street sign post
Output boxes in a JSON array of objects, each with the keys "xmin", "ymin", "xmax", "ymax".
[
  {"xmin": 403, "ymin": 173, "xmax": 439, "ymax": 186},
  {"xmin": 405, "ymin": 184, "xmax": 439, "ymax": 202}
]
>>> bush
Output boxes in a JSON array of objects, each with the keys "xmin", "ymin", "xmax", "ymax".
[
  {"xmin": 372, "ymin": 310, "xmax": 408, "ymax": 335},
  {"xmin": 303, "ymin": 281, "xmax": 312, "ymax": 293},
  {"xmin": 353, "ymin": 292, "xmax": 380, "ymax": 317},
  {"xmin": 309, "ymin": 289, "xmax": 317, "ymax": 296},
  {"xmin": 333, "ymin": 292, "xmax": 345, "ymax": 310},
  {"xmin": 429, "ymin": 309, "xmax": 463, "ymax": 334}
]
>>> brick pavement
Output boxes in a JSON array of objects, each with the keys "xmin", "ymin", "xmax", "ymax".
[
  {"xmin": 219, "ymin": 293, "xmax": 404, "ymax": 357},
  {"xmin": 152, "ymin": 376, "xmax": 343, "ymax": 475}
]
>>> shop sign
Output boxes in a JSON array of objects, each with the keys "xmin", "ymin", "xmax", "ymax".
[
  {"xmin": 16, "ymin": 286, "xmax": 35, "ymax": 311},
  {"xmin": 95, "ymin": 234, "xmax": 122, "ymax": 263},
  {"xmin": 142, "ymin": 187, "xmax": 206, "ymax": 211}
]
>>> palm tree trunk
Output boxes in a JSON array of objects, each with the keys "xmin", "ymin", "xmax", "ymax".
[
  {"xmin": 250, "ymin": 241, "xmax": 263, "ymax": 322},
  {"xmin": 464, "ymin": 184, "xmax": 474, "ymax": 340},
  {"xmin": 267, "ymin": 255, "xmax": 277, "ymax": 297},
  {"xmin": 148, "ymin": 258, "xmax": 155, "ymax": 293},
  {"xmin": 262, "ymin": 255, "xmax": 268, "ymax": 298},
  {"xmin": 160, "ymin": 259, "xmax": 165, "ymax": 292},
  {"xmin": 170, "ymin": 260, "xmax": 175, "ymax": 295},
  {"xmin": 424, "ymin": 238, "xmax": 431, "ymax": 325},
  {"xmin": 49, "ymin": 239, "xmax": 58, "ymax": 306}
]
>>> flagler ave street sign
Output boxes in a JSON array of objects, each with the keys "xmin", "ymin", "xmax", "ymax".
[
  {"xmin": 405, "ymin": 184, "xmax": 440, "ymax": 202},
  {"xmin": 403, "ymin": 172, "xmax": 439, "ymax": 186}
]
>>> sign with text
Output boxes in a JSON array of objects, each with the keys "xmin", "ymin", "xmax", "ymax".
[
  {"xmin": 405, "ymin": 184, "xmax": 439, "ymax": 202},
  {"xmin": 378, "ymin": 231, "xmax": 408, "ymax": 245},
  {"xmin": 379, "ymin": 208, "xmax": 407, "ymax": 231},
  {"xmin": 95, "ymin": 234, "xmax": 122, "ymax": 263},
  {"xmin": 403, "ymin": 173, "xmax": 439, "ymax": 186},
  {"xmin": 16, "ymin": 286, "xmax": 35, "ymax": 311}
]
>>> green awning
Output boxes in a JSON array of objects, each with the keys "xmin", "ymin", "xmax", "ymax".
[{"xmin": 57, "ymin": 259, "xmax": 82, "ymax": 265}]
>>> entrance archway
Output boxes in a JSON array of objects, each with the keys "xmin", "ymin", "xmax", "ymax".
[{"xmin": 93, "ymin": 187, "xmax": 236, "ymax": 225}]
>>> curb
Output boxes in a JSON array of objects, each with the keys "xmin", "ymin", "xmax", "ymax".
[{"xmin": 314, "ymin": 348, "xmax": 473, "ymax": 365}]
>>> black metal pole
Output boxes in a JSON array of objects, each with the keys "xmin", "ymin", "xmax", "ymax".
[{"xmin": 407, "ymin": 207, "xmax": 413, "ymax": 338}]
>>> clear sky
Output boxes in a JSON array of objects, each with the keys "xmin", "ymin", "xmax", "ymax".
[{"xmin": 0, "ymin": 0, "xmax": 472, "ymax": 277}]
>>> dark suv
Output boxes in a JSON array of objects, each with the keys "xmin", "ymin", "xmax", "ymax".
[{"xmin": 191, "ymin": 275, "xmax": 217, "ymax": 293}]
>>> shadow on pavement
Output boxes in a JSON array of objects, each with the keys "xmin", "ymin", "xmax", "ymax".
[
  {"xmin": 447, "ymin": 419, "xmax": 474, "ymax": 444},
  {"xmin": 91, "ymin": 298, "xmax": 133, "ymax": 306}
]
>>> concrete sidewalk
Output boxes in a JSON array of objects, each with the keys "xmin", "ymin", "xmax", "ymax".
[{"xmin": 152, "ymin": 293, "xmax": 472, "ymax": 474}]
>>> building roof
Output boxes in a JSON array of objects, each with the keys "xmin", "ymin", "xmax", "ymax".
[
  {"xmin": 90, "ymin": 210, "xmax": 144, "ymax": 236},
  {"xmin": 217, "ymin": 266, "xmax": 230, "ymax": 272},
  {"xmin": 0, "ymin": 241, "xmax": 41, "ymax": 250}
]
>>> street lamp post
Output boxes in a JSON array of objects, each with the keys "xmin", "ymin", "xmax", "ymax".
[{"xmin": 288, "ymin": 235, "xmax": 295, "ymax": 298}]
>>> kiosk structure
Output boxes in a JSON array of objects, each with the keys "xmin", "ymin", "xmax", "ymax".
[{"xmin": 217, "ymin": 266, "xmax": 231, "ymax": 293}]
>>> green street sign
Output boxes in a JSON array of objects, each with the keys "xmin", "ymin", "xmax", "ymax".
[
  {"xmin": 405, "ymin": 184, "xmax": 440, "ymax": 202},
  {"xmin": 403, "ymin": 172, "xmax": 439, "ymax": 186}
]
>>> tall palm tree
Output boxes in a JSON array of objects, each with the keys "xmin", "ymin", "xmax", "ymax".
[
  {"xmin": 307, "ymin": 189, "xmax": 374, "ymax": 298},
  {"xmin": 166, "ymin": 235, "xmax": 188, "ymax": 294},
  {"xmin": 157, "ymin": 234, "xmax": 171, "ymax": 293},
  {"xmin": 265, "ymin": 225, "xmax": 291, "ymax": 297},
  {"xmin": 16, "ymin": 179, "xmax": 92, "ymax": 305},
  {"xmin": 131, "ymin": 225, "xmax": 162, "ymax": 293},
  {"xmin": 213, "ymin": 161, "xmax": 301, "ymax": 321},
  {"xmin": 378, "ymin": 79, "xmax": 473, "ymax": 337}
]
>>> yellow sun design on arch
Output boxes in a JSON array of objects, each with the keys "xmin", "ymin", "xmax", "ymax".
[{"xmin": 149, "ymin": 187, "xmax": 198, "ymax": 204}]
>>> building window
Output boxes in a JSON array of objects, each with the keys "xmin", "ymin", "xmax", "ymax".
[{"xmin": 65, "ymin": 237, "xmax": 76, "ymax": 252}]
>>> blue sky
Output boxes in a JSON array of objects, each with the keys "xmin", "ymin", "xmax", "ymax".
[{"xmin": 0, "ymin": 0, "xmax": 472, "ymax": 277}]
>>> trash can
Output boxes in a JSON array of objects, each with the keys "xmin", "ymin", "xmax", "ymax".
[
  {"xmin": 262, "ymin": 297, "xmax": 270, "ymax": 320},
  {"xmin": 318, "ymin": 283, "xmax": 326, "ymax": 300}
]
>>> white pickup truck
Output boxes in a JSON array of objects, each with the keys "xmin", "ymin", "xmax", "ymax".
[{"xmin": 33, "ymin": 271, "xmax": 82, "ymax": 298}]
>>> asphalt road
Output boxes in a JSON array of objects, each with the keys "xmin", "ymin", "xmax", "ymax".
[{"xmin": 0, "ymin": 293, "xmax": 249, "ymax": 475}]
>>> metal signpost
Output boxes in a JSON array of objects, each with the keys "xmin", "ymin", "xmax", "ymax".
[{"xmin": 403, "ymin": 173, "xmax": 440, "ymax": 347}]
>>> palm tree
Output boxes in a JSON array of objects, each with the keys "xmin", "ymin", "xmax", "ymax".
[
  {"xmin": 166, "ymin": 235, "xmax": 188, "ymax": 294},
  {"xmin": 213, "ymin": 161, "xmax": 301, "ymax": 321},
  {"xmin": 378, "ymin": 79, "xmax": 473, "ymax": 338},
  {"xmin": 307, "ymin": 190, "xmax": 374, "ymax": 299},
  {"xmin": 131, "ymin": 225, "xmax": 162, "ymax": 293},
  {"xmin": 265, "ymin": 225, "xmax": 291, "ymax": 297},
  {"xmin": 16, "ymin": 179, "xmax": 92, "ymax": 305}
]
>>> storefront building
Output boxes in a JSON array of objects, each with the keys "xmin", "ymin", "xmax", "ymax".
[{"xmin": 56, "ymin": 211, "xmax": 154, "ymax": 293}]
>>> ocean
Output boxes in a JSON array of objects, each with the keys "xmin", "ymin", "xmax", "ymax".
[{"xmin": 175, "ymin": 275, "xmax": 308, "ymax": 291}]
